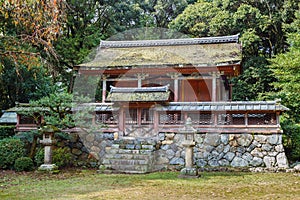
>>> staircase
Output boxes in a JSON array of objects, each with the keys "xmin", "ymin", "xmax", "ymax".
[{"xmin": 102, "ymin": 138, "xmax": 157, "ymax": 174}]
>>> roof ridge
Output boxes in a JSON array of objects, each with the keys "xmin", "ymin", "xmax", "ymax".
[{"xmin": 100, "ymin": 34, "xmax": 239, "ymax": 48}]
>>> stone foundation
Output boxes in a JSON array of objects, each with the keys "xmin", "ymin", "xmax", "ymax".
[
  {"xmin": 157, "ymin": 133, "xmax": 289, "ymax": 169},
  {"xmin": 63, "ymin": 131, "xmax": 289, "ymax": 171}
]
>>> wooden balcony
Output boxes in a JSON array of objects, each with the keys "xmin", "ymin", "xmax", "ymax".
[
  {"xmin": 12, "ymin": 101, "xmax": 288, "ymax": 134},
  {"xmin": 95, "ymin": 101, "xmax": 288, "ymax": 134}
]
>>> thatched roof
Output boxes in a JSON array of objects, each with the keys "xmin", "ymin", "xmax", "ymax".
[{"xmin": 78, "ymin": 34, "xmax": 241, "ymax": 69}]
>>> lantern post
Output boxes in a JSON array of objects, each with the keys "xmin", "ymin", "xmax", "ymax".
[{"xmin": 178, "ymin": 117, "xmax": 199, "ymax": 178}]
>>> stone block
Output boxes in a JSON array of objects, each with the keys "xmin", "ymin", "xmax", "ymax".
[
  {"xmin": 155, "ymin": 154, "xmax": 169, "ymax": 165},
  {"xmin": 166, "ymin": 149, "xmax": 175, "ymax": 159},
  {"xmin": 251, "ymin": 148, "xmax": 263, "ymax": 158},
  {"xmin": 38, "ymin": 164, "xmax": 58, "ymax": 171},
  {"xmin": 158, "ymin": 133, "xmax": 165, "ymax": 141},
  {"xmin": 237, "ymin": 146, "xmax": 246, "ymax": 153},
  {"xmin": 179, "ymin": 167, "xmax": 199, "ymax": 178},
  {"xmin": 211, "ymin": 150, "xmax": 219, "ymax": 158},
  {"xmin": 205, "ymin": 145, "xmax": 214, "ymax": 153},
  {"xmin": 216, "ymin": 144, "xmax": 224, "ymax": 153},
  {"xmin": 252, "ymin": 140, "xmax": 262, "ymax": 147},
  {"xmin": 276, "ymin": 153, "xmax": 289, "ymax": 168},
  {"xmin": 161, "ymin": 144, "xmax": 170, "ymax": 150},
  {"xmin": 125, "ymin": 144, "xmax": 135, "ymax": 149},
  {"xmin": 231, "ymin": 157, "xmax": 248, "ymax": 167},
  {"xmin": 242, "ymin": 152, "xmax": 253, "ymax": 162},
  {"xmin": 293, "ymin": 163, "xmax": 300, "ymax": 172},
  {"xmin": 218, "ymin": 159, "xmax": 229, "ymax": 166},
  {"xmin": 204, "ymin": 133, "xmax": 221, "ymax": 147},
  {"xmin": 170, "ymin": 157, "xmax": 185, "ymax": 165},
  {"xmin": 237, "ymin": 134, "xmax": 253, "ymax": 147},
  {"xmin": 224, "ymin": 152, "xmax": 235, "ymax": 161},
  {"xmin": 267, "ymin": 135, "xmax": 279, "ymax": 145},
  {"xmin": 223, "ymin": 144, "xmax": 230, "ymax": 153},
  {"xmin": 220, "ymin": 134, "xmax": 229, "ymax": 145},
  {"xmin": 246, "ymin": 143, "xmax": 256, "ymax": 152},
  {"xmin": 275, "ymin": 144, "xmax": 284, "ymax": 152},
  {"xmin": 196, "ymin": 159, "xmax": 207, "ymax": 167},
  {"xmin": 255, "ymin": 135, "xmax": 267, "ymax": 144},
  {"xmin": 250, "ymin": 157, "xmax": 263, "ymax": 167},
  {"xmin": 217, "ymin": 152, "xmax": 225, "ymax": 160},
  {"xmin": 208, "ymin": 159, "xmax": 220, "ymax": 167},
  {"xmin": 195, "ymin": 134, "xmax": 204, "ymax": 144},
  {"xmin": 268, "ymin": 151, "xmax": 278, "ymax": 157},
  {"xmin": 263, "ymin": 156, "xmax": 276, "ymax": 168},
  {"xmin": 262, "ymin": 143, "xmax": 273, "ymax": 151},
  {"xmin": 142, "ymin": 145, "xmax": 154, "ymax": 150}
]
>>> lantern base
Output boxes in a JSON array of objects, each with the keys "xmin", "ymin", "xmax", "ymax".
[
  {"xmin": 38, "ymin": 164, "xmax": 58, "ymax": 171},
  {"xmin": 178, "ymin": 167, "xmax": 200, "ymax": 178}
]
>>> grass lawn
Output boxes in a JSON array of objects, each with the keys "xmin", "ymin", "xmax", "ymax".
[{"xmin": 0, "ymin": 169, "xmax": 300, "ymax": 200}]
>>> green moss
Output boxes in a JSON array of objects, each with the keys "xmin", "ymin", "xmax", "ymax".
[{"xmin": 79, "ymin": 43, "xmax": 242, "ymax": 68}]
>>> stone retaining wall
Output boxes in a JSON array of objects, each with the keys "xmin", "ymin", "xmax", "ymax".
[
  {"xmin": 156, "ymin": 132, "xmax": 289, "ymax": 169},
  {"xmin": 63, "ymin": 131, "xmax": 289, "ymax": 170}
]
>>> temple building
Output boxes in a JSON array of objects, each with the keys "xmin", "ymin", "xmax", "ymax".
[
  {"xmin": 14, "ymin": 34, "xmax": 290, "ymax": 173},
  {"xmin": 74, "ymin": 34, "xmax": 286, "ymax": 137}
]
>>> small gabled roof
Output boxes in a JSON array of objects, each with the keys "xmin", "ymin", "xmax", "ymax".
[
  {"xmin": 77, "ymin": 34, "xmax": 242, "ymax": 69},
  {"xmin": 0, "ymin": 112, "xmax": 17, "ymax": 124},
  {"xmin": 107, "ymin": 85, "xmax": 170, "ymax": 102}
]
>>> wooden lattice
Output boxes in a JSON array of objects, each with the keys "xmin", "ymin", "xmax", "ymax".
[
  {"xmin": 248, "ymin": 113, "xmax": 276, "ymax": 125},
  {"xmin": 95, "ymin": 112, "xmax": 118, "ymax": 124}
]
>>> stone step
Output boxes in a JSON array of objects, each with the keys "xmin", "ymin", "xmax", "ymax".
[
  {"xmin": 114, "ymin": 138, "xmax": 156, "ymax": 144},
  {"xmin": 109, "ymin": 159, "xmax": 150, "ymax": 166},
  {"xmin": 117, "ymin": 149, "xmax": 153, "ymax": 154},
  {"xmin": 105, "ymin": 153, "xmax": 154, "ymax": 160},
  {"xmin": 109, "ymin": 164, "xmax": 150, "ymax": 174},
  {"xmin": 102, "ymin": 138, "xmax": 156, "ymax": 174}
]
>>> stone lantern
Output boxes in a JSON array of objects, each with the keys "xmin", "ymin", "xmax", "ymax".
[
  {"xmin": 178, "ymin": 117, "xmax": 199, "ymax": 178},
  {"xmin": 38, "ymin": 125, "xmax": 58, "ymax": 171}
]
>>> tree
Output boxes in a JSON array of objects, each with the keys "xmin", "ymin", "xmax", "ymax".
[
  {"xmin": 264, "ymin": 9, "xmax": 300, "ymax": 162},
  {"xmin": 20, "ymin": 86, "xmax": 94, "ymax": 159},
  {"xmin": 0, "ymin": 0, "xmax": 66, "ymax": 69},
  {"xmin": 169, "ymin": 0, "xmax": 299, "ymax": 101},
  {"xmin": 231, "ymin": 56, "xmax": 276, "ymax": 101},
  {"xmin": 0, "ymin": 0, "xmax": 67, "ymax": 109}
]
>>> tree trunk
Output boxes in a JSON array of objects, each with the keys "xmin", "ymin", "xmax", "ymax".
[{"xmin": 29, "ymin": 134, "xmax": 38, "ymax": 159}]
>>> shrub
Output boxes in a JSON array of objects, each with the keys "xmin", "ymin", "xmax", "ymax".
[
  {"xmin": 52, "ymin": 147, "xmax": 73, "ymax": 168},
  {"xmin": 34, "ymin": 148, "xmax": 44, "ymax": 166},
  {"xmin": 35, "ymin": 147, "xmax": 73, "ymax": 168},
  {"xmin": 282, "ymin": 120, "xmax": 300, "ymax": 162},
  {"xmin": 0, "ymin": 126, "xmax": 15, "ymax": 140},
  {"xmin": 0, "ymin": 138, "xmax": 25, "ymax": 169},
  {"xmin": 14, "ymin": 157, "xmax": 34, "ymax": 172}
]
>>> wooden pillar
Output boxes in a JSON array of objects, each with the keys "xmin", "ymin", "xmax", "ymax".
[
  {"xmin": 212, "ymin": 72, "xmax": 217, "ymax": 102},
  {"xmin": 102, "ymin": 76, "xmax": 107, "ymax": 103},
  {"xmin": 174, "ymin": 78, "xmax": 179, "ymax": 102},
  {"xmin": 245, "ymin": 112, "xmax": 248, "ymax": 126},
  {"xmin": 153, "ymin": 111, "xmax": 159, "ymax": 132},
  {"xmin": 214, "ymin": 112, "xmax": 218, "ymax": 126},
  {"xmin": 137, "ymin": 108, "xmax": 142, "ymax": 126},
  {"xmin": 138, "ymin": 78, "xmax": 142, "ymax": 88},
  {"xmin": 276, "ymin": 111, "xmax": 280, "ymax": 129},
  {"xmin": 118, "ymin": 107, "xmax": 124, "ymax": 135},
  {"xmin": 167, "ymin": 72, "xmax": 180, "ymax": 102}
]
